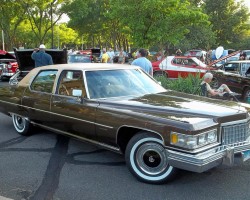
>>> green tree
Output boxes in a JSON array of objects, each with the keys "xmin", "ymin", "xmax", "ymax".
[
  {"xmin": 20, "ymin": 0, "xmax": 69, "ymax": 47},
  {"xmin": 203, "ymin": 0, "xmax": 250, "ymax": 47},
  {"xmin": 179, "ymin": 24, "xmax": 216, "ymax": 51},
  {"xmin": 109, "ymin": 0, "xmax": 209, "ymax": 48},
  {"xmin": 62, "ymin": 0, "xmax": 106, "ymax": 48},
  {"xmin": 0, "ymin": 0, "xmax": 28, "ymax": 50}
]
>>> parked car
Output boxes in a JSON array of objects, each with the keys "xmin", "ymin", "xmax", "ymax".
[
  {"xmin": 77, "ymin": 48, "xmax": 101, "ymax": 62},
  {"xmin": 1, "ymin": 63, "xmax": 250, "ymax": 184},
  {"xmin": 68, "ymin": 54, "xmax": 92, "ymax": 63},
  {"xmin": 88, "ymin": 48, "xmax": 101, "ymax": 62},
  {"xmin": 242, "ymin": 50, "xmax": 250, "ymax": 60},
  {"xmin": 0, "ymin": 50, "xmax": 18, "ymax": 80},
  {"xmin": 152, "ymin": 56, "xmax": 213, "ymax": 78},
  {"xmin": 7, "ymin": 51, "xmax": 16, "ymax": 58},
  {"xmin": 211, "ymin": 60, "xmax": 250, "ymax": 101},
  {"xmin": 184, "ymin": 49, "xmax": 206, "ymax": 59},
  {"xmin": 9, "ymin": 48, "xmax": 67, "ymax": 85},
  {"xmin": 113, "ymin": 51, "xmax": 130, "ymax": 63}
]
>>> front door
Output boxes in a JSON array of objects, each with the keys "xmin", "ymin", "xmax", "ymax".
[{"xmin": 50, "ymin": 70, "xmax": 98, "ymax": 140}]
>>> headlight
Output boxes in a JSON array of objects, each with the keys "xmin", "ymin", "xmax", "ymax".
[{"xmin": 170, "ymin": 129, "xmax": 217, "ymax": 149}]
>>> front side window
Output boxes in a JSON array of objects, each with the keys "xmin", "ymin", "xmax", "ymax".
[
  {"xmin": 224, "ymin": 63, "xmax": 239, "ymax": 72},
  {"xmin": 30, "ymin": 70, "xmax": 57, "ymax": 93},
  {"xmin": 242, "ymin": 63, "xmax": 250, "ymax": 74},
  {"xmin": 56, "ymin": 70, "xmax": 86, "ymax": 97}
]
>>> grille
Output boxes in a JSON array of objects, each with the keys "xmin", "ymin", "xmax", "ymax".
[
  {"xmin": 0, "ymin": 64, "xmax": 7, "ymax": 72},
  {"xmin": 222, "ymin": 122, "xmax": 250, "ymax": 145}
]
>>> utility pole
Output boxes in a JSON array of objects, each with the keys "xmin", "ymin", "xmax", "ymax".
[
  {"xmin": 81, "ymin": 35, "xmax": 83, "ymax": 50},
  {"xmin": 1, "ymin": 30, "xmax": 4, "ymax": 51},
  {"xmin": 51, "ymin": 2, "xmax": 54, "ymax": 49}
]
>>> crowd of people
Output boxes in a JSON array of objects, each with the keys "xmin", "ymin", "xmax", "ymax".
[{"xmin": 99, "ymin": 47, "xmax": 153, "ymax": 76}]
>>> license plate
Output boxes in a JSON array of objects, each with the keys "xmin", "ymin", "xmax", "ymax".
[{"xmin": 242, "ymin": 150, "xmax": 250, "ymax": 162}]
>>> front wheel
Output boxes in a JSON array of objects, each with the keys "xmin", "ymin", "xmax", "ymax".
[
  {"xmin": 125, "ymin": 132, "xmax": 176, "ymax": 184},
  {"xmin": 12, "ymin": 114, "xmax": 32, "ymax": 136}
]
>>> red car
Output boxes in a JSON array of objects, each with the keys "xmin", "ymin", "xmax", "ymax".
[
  {"xmin": 79, "ymin": 48, "xmax": 101, "ymax": 62},
  {"xmin": 0, "ymin": 50, "xmax": 18, "ymax": 80},
  {"xmin": 152, "ymin": 56, "xmax": 212, "ymax": 78}
]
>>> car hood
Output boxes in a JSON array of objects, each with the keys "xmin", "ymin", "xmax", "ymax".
[
  {"xmin": 98, "ymin": 90, "xmax": 249, "ymax": 129},
  {"xmin": 0, "ymin": 50, "xmax": 16, "ymax": 60},
  {"xmin": 14, "ymin": 48, "xmax": 67, "ymax": 71}
]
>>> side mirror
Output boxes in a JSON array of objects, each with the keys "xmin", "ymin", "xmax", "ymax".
[{"xmin": 72, "ymin": 89, "xmax": 82, "ymax": 97}]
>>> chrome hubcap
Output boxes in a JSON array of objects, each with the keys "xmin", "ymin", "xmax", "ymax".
[
  {"xmin": 136, "ymin": 143, "xmax": 168, "ymax": 175},
  {"xmin": 14, "ymin": 115, "xmax": 25, "ymax": 130}
]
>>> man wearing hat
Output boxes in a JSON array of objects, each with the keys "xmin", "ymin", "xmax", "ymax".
[{"xmin": 31, "ymin": 44, "xmax": 53, "ymax": 67}]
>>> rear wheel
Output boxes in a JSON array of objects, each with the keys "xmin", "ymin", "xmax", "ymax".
[
  {"xmin": 125, "ymin": 132, "xmax": 176, "ymax": 184},
  {"xmin": 153, "ymin": 71, "xmax": 168, "ymax": 78},
  {"xmin": 12, "ymin": 114, "xmax": 32, "ymax": 136}
]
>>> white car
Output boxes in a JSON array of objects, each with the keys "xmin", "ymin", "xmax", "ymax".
[{"xmin": 152, "ymin": 56, "xmax": 211, "ymax": 78}]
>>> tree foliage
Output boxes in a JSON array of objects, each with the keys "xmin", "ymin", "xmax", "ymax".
[
  {"xmin": 19, "ymin": 0, "xmax": 69, "ymax": 47},
  {"xmin": 0, "ymin": 0, "xmax": 27, "ymax": 50},
  {"xmin": 203, "ymin": 0, "xmax": 250, "ymax": 47},
  {"xmin": 1, "ymin": 0, "xmax": 250, "ymax": 51},
  {"xmin": 109, "ymin": 0, "xmax": 209, "ymax": 48}
]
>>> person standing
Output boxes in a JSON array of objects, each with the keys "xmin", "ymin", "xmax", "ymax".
[
  {"xmin": 31, "ymin": 44, "xmax": 53, "ymax": 67},
  {"xmin": 101, "ymin": 49, "xmax": 110, "ymax": 63},
  {"xmin": 175, "ymin": 49, "xmax": 182, "ymax": 56},
  {"xmin": 131, "ymin": 48, "xmax": 153, "ymax": 76},
  {"xmin": 117, "ymin": 49, "xmax": 126, "ymax": 64},
  {"xmin": 107, "ymin": 48, "xmax": 115, "ymax": 63}
]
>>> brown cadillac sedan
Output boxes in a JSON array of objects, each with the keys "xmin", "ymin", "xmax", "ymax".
[{"xmin": 1, "ymin": 63, "xmax": 250, "ymax": 184}]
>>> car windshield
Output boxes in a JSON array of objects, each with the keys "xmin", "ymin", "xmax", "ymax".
[
  {"xmin": 85, "ymin": 68, "xmax": 166, "ymax": 99},
  {"xmin": 191, "ymin": 57, "xmax": 207, "ymax": 67},
  {"xmin": 68, "ymin": 55, "xmax": 91, "ymax": 63}
]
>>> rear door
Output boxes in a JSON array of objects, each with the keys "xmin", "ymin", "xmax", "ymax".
[{"xmin": 21, "ymin": 70, "xmax": 58, "ymax": 125}]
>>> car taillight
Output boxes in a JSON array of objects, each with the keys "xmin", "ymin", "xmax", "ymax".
[{"xmin": 7, "ymin": 64, "xmax": 12, "ymax": 69}]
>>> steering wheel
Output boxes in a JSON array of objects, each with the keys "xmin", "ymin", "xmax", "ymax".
[{"xmin": 59, "ymin": 84, "xmax": 70, "ymax": 96}]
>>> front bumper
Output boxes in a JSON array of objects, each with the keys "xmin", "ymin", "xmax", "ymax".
[
  {"xmin": 167, "ymin": 142, "xmax": 250, "ymax": 173},
  {"xmin": 0, "ymin": 71, "xmax": 15, "ymax": 78}
]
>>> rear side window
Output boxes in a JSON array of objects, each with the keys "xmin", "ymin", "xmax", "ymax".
[{"xmin": 30, "ymin": 70, "xmax": 57, "ymax": 93}]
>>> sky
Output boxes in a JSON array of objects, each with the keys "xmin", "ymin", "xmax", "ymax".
[{"xmin": 238, "ymin": 0, "xmax": 250, "ymax": 9}]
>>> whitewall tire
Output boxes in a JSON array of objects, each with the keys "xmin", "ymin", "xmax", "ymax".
[
  {"xmin": 125, "ymin": 132, "xmax": 176, "ymax": 184},
  {"xmin": 12, "ymin": 114, "xmax": 32, "ymax": 136}
]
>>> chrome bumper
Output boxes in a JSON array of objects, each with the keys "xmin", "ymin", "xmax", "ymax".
[
  {"xmin": 167, "ymin": 142, "xmax": 250, "ymax": 173},
  {"xmin": 0, "ymin": 72, "xmax": 14, "ymax": 77}
]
